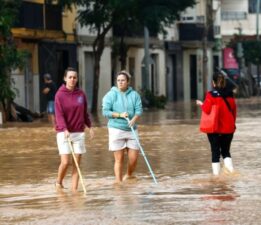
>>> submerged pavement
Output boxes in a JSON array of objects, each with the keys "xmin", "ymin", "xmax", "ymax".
[{"xmin": 0, "ymin": 97, "xmax": 260, "ymax": 225}]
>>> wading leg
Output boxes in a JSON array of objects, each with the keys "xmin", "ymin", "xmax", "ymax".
[
  {"xmin": 71, "ymin": 154, "xmax": 82, "ymax": 192},
  {"xmin": 56, "ymin": 154, "xmax": 70, "ymax": 188},
  {"xmin": 114, "ymin": 150, "xmax": 125, "ymax": 183},
  {"xmin": 126, "ymin": 149, "xmax": 139, "ymax": 178}
]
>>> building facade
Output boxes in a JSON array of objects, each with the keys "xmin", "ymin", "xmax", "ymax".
[
  {"xmin": 11, "ymin": 0, "xmax": 77, "ymax": 112},
  {"xmin": 164, "ymin": 0, "xmax": 221, "ymax": 102},
  {"xmin": 10, "ymin": 0, "xmax": 261, "ymax": 113}
]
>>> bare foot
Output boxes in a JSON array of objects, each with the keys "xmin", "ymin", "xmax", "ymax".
[
  {"xmin": 55, "ymin": 182, "xmax": 65, "ymax": 189},
  {"xmin": 55, "ymin": 182, "xmax": 66, "ymax": 193},
  {"xmin": 113, "ymin": 179, "xmax": 122, "ymax": 184},
  {"xmin": 123, "ymin": 174, "xmax": 137, "ymax": 181},
  {"xmin": 71, "ymin": 189, "xmax": 81, "ymax": 195}
]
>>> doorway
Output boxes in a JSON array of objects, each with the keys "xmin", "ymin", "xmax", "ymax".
[{"xmin": 190, "ymin": 54, "xmax": 197, "ymax": 99}]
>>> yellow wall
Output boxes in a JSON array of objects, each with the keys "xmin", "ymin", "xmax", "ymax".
[
  {"xmin": 14, "ymin": 40, "xmax": 38, "ymax": 74},
  {"xmin": 23, "ymin": 0, "xmax": 45, "ymax": 3},
  {"xmin": 62, "ymin": 6, "xmax": 77, "ymax": 35}
]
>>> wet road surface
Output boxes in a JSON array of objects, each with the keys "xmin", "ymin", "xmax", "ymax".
[{"xmin": 0, "ymin": 97, "xmax": 261, "ymax": 225}]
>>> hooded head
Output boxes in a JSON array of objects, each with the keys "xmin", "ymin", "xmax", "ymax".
[{"xmin": 44, "ymin": 73, "xmax": 52, "ymax": 81}]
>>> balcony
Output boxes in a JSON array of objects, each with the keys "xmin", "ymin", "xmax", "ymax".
[
  {"xmin": 15, "ymin": 1, "xmax": 62, "ymax": 31},
  {"xmin": 221, "ymin": 11, "xmax": 247, "ymax": 21},
  {"xmin": 179, "ymin": 23, "xmax": 214, "ymax": 42},
  {"xmin": 113, "ymin": 24, "xmax": 158, "ymax": 38}
]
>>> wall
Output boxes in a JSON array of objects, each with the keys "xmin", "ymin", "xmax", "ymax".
[
  {"xmin": 221, "ymin": 0, "xmax": 259, "ymax": 36},
  {"xmin": 78, "ymin": 45, "xmax": 112, "ymax": 110}
]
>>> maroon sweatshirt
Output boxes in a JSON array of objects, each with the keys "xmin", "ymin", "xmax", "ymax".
[{"xmin": 55, "ymin": 84, "xmax": 91, "ymax": 132}]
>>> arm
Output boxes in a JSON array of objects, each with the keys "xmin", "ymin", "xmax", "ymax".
[
  {"xmin": 102, "ymin": 92, "xmax": 117, "ymax": 118},
  {"xmin": 84, "ymin": 95, "xmax": 92, "ymax": 128},
  {"xmin": 42, "ymin": 87, "xmax": 50, "ymax": 95},
  {"xmin": 199, "ymin": 92, "xmax": 214, "ymax": 114},
  {"xmin": 102, "ymin": 93, "xmax": 112, "ymax": 118},
  {"xmin": 102, "ymin": 92, "xmax": 131, "ymax": 119},
  {"xmin": 231, "ymin": 98, "xmax": 237, "ymax": 123},
  {"xmin": 128, "ymin": 92, "xmax": 143, "ymax": 127},
  {"xmin": 54, "ymin": 94, "xmax": 67, "ymax": 131}
]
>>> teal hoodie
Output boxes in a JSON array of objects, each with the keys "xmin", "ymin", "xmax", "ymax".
[{"xmin": 102, "ymin": 86, "xmax": 143, "ymax": 131}]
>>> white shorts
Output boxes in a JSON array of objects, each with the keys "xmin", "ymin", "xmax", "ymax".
[
  {"xmin": 57, "ymin": 132, "xmax": 86, "ymax": 155},
  {"xmin": 108, "ymin": 127, "xmax": 139, "ymax": 151}
]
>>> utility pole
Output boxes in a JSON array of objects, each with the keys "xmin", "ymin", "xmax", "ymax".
[
  {"xmin": 143, "ymin": 26, "xmax": 150, "ymax": 90},
  {"xmin": 257, "ymin": 0, "xmax": 260, "ymax": 88},
  {"xmin": 202, "ymin": 0, "xmax": 213, "ymax": 95}
]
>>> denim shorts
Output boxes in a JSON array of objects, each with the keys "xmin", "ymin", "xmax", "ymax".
[{"xmin": 47, "ymin": 101, "xmax": 55, "ymax": 114}]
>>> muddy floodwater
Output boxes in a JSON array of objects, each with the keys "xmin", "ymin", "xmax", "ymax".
[{"xmin": 0, "ymin": 98, "xmax": 261, "ymax": 225}]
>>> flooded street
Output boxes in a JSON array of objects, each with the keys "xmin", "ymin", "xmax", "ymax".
[{"xmin": 0, "ymin": 97, "xmax": 261, "ymax": 225}]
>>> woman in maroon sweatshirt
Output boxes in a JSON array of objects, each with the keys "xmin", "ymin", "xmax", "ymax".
[
  {"xmin": 196, "ymin": 72, "xmax": 237, "ymax": 176},
  {"xmin": 55, "ymin": 67, "xmax": 94, "ymax": 192}
]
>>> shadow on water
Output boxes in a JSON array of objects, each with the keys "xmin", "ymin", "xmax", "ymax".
[{"xmin": 0, "ymin": 97, "xmax": 261, "ymax": 224}]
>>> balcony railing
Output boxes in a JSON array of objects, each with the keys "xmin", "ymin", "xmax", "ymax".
[
  {"xmin": 179, "ymin": 23, "xmax": 214, "ymax": 41},
  {"xmin": 221, "ymin": 11, "xmax": 247, "ymax": 21},
  {"xmin": 15, "ymin": 1, "xmax": 62, "ymax": 31},
  {"xmin": 113, "ymin": 24, "xmax": 158, "ymax": 38}
]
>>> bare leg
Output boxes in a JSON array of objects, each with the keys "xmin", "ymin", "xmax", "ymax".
[
  {"xmin": 56, "ymin": 154, "xmax": 70, "ymax": 187},
  {"xmin": 126, "ymin": 149, "xmax": 139, "ymax": 178},
  {"xmin": 71, "ymin": 154, "xmax": 82, "ymax": 192},
  {"xmin": 48, "ymin": 114, "xmax": 55, "ymax": 127},
  {"xmin": 113, "ymin": 150, "xmax": 125, "ymax": 183}
]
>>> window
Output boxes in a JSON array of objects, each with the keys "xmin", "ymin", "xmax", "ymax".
[{"xmin": 249, "ymin": 0, "xmax": 261, "ymax": 13}]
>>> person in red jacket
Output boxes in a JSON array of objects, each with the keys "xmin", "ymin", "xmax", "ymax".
[
  {"xmin": 196, "ymin": 72, "xmax": 237, "ymax": 176},
  {"xmin": 55, "ymin": 67, "xmax": 94, "ymax": 192}
]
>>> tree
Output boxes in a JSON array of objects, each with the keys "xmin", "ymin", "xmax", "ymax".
[
  {"xmin": 0, "ymin": 0, "xmax": 27, "ymax": 121},
  {"xmin": 230, "ymin": 37, "xmax": 261, "ymax": 65},
  {"xmin": 58, "ymin": 0, "xmax": 196, "ymax": 113}
]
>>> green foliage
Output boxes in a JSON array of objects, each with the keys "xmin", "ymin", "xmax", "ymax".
[
  {"xmin": 58, "ymin": 0, "xmax": 195, "ymax": 111},
  {"xmin": 230, "ymin": 38, "xmax": 261, "ymax": 65},
  {"xmin": 59, "ymin": 0, "xmax": 195, "ymax": 36},
  {"xmin": 0, "ymin": 0, "xmax": 25, "ymax": 104},
  {"xmin": 140, "ymin": 89, "xmax": 167, "ymax": 109},
  {"xmin": 132, "ymin": 0, "xmax": 196, "ymax": 35},
  {"xmin": 242, "ymin": 40, "xmax": 261, "ymax": 65},
  {"xmin": 0, "ymin": 0, "xmax": 21, "ymax": 36}
]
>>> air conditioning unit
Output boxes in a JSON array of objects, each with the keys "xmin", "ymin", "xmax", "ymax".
[
  {"xmin": 181, "ymin": 16, "xmax": 196, "ymax": 23},
  {"xmin": 196, "ymin": 16, "xmax": 205, "ymax": 23},
  {"xmin": 212, "ymin": 0, "xmax": 220, "ymax": 11},
  {"xmin": 214, "ymin": 25, "xmax": 221, "ymax": 36}
]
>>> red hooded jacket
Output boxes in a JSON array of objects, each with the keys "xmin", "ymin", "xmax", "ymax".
[
  {"xmin": 201, "ymin": 90, "xmax": 237, "ymax": 134},
  {"xmin": 55, "ymin": 84, "xmax": 91, "ymax": 132}
]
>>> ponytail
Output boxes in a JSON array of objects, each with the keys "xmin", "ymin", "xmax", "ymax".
[{"xmin": 213, "ymin": 72, "xmax": 226, "ymax": 89}]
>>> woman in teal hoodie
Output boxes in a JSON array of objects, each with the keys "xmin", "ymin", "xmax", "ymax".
[{"xmin": 102, "ymin": 70, "xmax": 143, "ymax": 183}]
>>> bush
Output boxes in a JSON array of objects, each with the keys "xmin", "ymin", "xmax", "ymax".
[{"xmin": 140, "ymin": 89, "xmax": 167, "ymax": 109}]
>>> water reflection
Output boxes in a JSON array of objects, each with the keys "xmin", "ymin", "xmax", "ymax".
[{"xmin": 0, "ymin": 98, "xmax": 261, "ymax": 224}]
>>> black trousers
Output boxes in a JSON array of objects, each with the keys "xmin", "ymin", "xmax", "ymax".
[{"xmin": 207, "ymin": 133, "xmax": 234, "ymax": 163}]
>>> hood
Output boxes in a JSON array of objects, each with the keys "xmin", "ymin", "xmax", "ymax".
[
  {"xmin": 212, "ymin": 87, "xmax": 234, "ymax": 97},
  {"xmin": 110, "ymin": 86, "xmax": 133, "ymax": 95},
  {"xmin": 58, "ymin": 84, "xmax": 81, "ymax": 94}
]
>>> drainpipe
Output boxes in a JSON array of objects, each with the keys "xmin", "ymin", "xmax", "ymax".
[
  {"xmin": 0, "ymin": 111, "xmax": 3, "ymax": 125},
  {"xmin": 257, "ymin": 0, "xmax": 260, "ymax": 88},
  {"xmin": 143, "ymin": 26, "xmax": 150, "ymax": 90}
]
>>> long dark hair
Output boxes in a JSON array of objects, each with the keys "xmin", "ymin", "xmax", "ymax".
[{"xmin": 213, "ymin": 72, "xmax": 226, "ymax": 89}]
